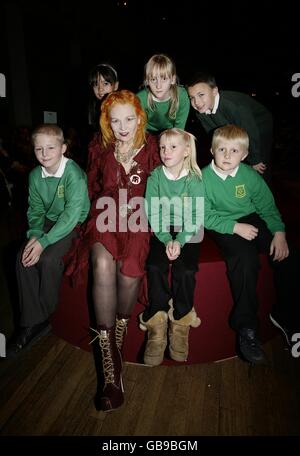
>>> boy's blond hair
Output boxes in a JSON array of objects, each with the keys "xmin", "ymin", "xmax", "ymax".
[
  {"xmin": 159, "ymin": 128, "xmax": 202, "ymax": 178},
  {"xmin": 31, "ymin": 124, "xmax": 64, "ymax": 145},
  {"xmin": 212, "ymin": 124, "xmax": 249, "ymax": 152}
]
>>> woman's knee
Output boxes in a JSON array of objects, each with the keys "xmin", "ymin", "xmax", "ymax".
[{"xmin": 91, "ymin": 245, "xmax": 115, "ymax": 277}]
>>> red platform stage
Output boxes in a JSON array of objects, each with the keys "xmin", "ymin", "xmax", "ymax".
[{"xmin": 51, "ymin": 236, "xmax": 276, "ymax": 364}]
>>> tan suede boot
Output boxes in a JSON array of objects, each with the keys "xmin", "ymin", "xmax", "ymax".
[
  {"xmin": 168, "ymin": 307, "xmax": 201, "ymax": 362},
  {"xmin": 139, "ymin": 311, "xmax": 168, "ymax": 366}
]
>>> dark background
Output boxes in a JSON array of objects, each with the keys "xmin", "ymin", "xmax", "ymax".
[{"xmin": 1, "ymin": 0, "xmax": 300, "ymax": 137}]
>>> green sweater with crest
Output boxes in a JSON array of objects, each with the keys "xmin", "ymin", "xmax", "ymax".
[
  {"xmin": 202, "ymin": 162, "xmax": 285, "ymax": 234},
  {"xmin": 145, "ymin": 166, "xmax": 204, "ymax": 246},
  {"xmin": 27, "ymin": 159, "xmax": 90, "ymax": 249}
]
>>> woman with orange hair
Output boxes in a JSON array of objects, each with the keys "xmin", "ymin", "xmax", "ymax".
[{"xmin": 65, "ymin": 90, "xmax": 160, "ymax": 411}]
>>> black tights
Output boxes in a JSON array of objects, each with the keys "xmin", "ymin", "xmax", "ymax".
[{"xmin": 91, "ymin": 243, "xmax": 141, "ymax": 328}]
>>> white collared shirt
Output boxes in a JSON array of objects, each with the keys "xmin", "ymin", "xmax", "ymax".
[
  {"xmin": 152, "ymin": 95, "xmax": 171, "ymax": 102},
  {"xmin": 205, "ymin": 93, "xmax": 220, "ymax": 115},
  {"xmin": 163, "ymin": 165, "xmax": 188, "ymax": 181},
  {"xmin": 41, "ymin": 156, "xmax": 69, "ymax": 178},
  {"xmin": 210, "ymin": 160, "xmax": 239, "ymax": 180}
]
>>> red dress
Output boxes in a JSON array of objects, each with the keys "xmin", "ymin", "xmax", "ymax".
[{"xmin": 65, "ymin": 133, "xmax": 160, "ymax": 285}]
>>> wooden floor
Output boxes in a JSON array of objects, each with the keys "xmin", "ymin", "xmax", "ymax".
[{"xmin": 0, "ymin": 332, "xmax": 300, "ymax": 436}]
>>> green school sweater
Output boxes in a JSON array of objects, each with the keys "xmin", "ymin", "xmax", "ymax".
[
  {"xmin": 145, "ymin": 166, "xmax": 204, "ymax": 246},
  {"xmin": 137, "ymin": 86, "xmax": 190, "ymax": 133},
  {"xmin": 202, "ymin": 162, "xmax": 285, "ymax": 235},
  {"xmin": 27, "ymin": 159, "xmax": 90, "ymax": 248}
]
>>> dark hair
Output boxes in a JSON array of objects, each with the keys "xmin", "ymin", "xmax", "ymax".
[
  {"xmin": 88, "ymin": 63, "xmax": 118, "ymax": 88},
  {"xmin": 88, "ymin": 63, "xmax": 119, "ymax": 130},
  {"xmin": 186, "ymin": 72, "xmax": 217, "ymax": 89}
]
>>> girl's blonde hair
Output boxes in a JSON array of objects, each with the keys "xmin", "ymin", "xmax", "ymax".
[
  {"xmin": 144, "ymin": 54, "xmax": 178, "ymax": 119},
  {"xmin": 212, "ymin": 124, "xmax": 249, "ymax": 152},
  {"xmin": 159, "ymin": 128, "xmax": 202, "ymax": 178},
  {"xmin": 100, "ymin": 90, "xmax": 147, "ymax": 149}
]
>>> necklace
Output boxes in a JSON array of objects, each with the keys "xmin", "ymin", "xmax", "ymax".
[{"xmin": 115, "ymin": 141, "xmax": 136, "ymax": 165}]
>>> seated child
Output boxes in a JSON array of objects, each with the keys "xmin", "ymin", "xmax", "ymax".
[
  {"xmin": 202, "ymin": 124, "xmax": 299, "ymax": 364},
  {"xmin": 7, "ymin": 124, "xmax": 90, "ymax": 357},
  {"xmin": 140, "ymin": 128, "xmax": 203, "ymax": 365}
]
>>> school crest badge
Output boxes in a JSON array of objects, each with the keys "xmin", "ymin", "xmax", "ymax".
[
  {"xmin": 235, "ymin": 184, "xmax": 246, "ymax": 198},
  {"xmin": 57, "ymin": 185, "xmax": 64, "ymax": 198}
]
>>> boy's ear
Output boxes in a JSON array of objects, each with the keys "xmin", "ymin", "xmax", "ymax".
[
  {"xmin": 114, "ymin": 82, "xmax": 119, "ymax": 90},
  {"xmin": 62, "ymin": 143, "xmax": 67, "ymax": 155},
  {"xmin": 212, "ymin": 86, "xmax": 219, "ymax": 97},
  {"xmin": 210, "ymin": 147, "xmax": 214, "ymax": 156},
  {"xmin": 241, "ymin": 151, "xmax": 248, "ymax": 161}
]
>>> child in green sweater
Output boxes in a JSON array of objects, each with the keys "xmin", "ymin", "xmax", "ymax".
[
  {"xmin": 7, "ymin": 124, "xmax": 90, "ymax": 357},
  {"xmin": 137, "ymin": 54, "xmax": 190, "ymax": 134},
  {"xmin": 203, "ymin": 124, "xmax": 298, "ymax": 364},
  {"xmin": 139, "ymin": 128, "xmax": 203, "ymax": 366}
]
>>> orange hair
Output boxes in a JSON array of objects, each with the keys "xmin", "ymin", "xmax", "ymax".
[{"xmin": 100, "ymin": 90, "xmax": 147, "ymax": 149}]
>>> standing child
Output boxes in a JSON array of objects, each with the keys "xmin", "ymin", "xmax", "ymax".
[
  {"xmin": 202, "ymin": 124, "xmax": 299, "ymax": 364},
  {"xmin": 140, "ymin": 128, "xmax": 203, "ymax": 365},
  {"xmin": 88, "ymin": 63, "xmax": 119, "ymax": 130},
  {"xmin": 87, "ymin": 63, "xmax": 119, "ymax": 201},
  {"xmin": 137, "ymin": 54, "xmax": 190, "ymax": 134},
  {"xmin": 187, "ymin": 72, "xmax": 273, "ymax": 179},
  {"xmin": 7, "ymin": 124, "xmax": 90, "ymax": 356}
]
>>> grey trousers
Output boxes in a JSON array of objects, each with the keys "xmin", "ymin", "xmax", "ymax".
[{"xmin": 16, "ymin": 220, "xmax": 77, "ymax": 326}]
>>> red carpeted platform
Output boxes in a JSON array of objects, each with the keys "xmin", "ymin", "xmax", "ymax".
[{"xmin": 51, "ymin": 236, "xmax": 276, "ymax": 364}]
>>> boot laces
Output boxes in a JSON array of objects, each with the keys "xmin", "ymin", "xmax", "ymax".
[
  {"xmin": 90, "ymin": 328, "xmax": 114, "ymax": 384},
  {"xmin": 115, "ymin": 319, "xmax": 128, "ymax": 350}
]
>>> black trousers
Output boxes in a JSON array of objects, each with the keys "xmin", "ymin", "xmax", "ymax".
[
  {"xmin": 143, "ymin": 233, "xmax": 201, "ymax": 321},
  {"xmin": 16, "ymin": 219, "xmax": 77, "ymax": 327},
  {"xmin": 209, "ymin": 213, "xmax": 299, "ymax": 331}
]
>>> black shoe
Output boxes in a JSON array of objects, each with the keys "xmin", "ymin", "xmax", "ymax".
[
  {"xmin": 6, "ymin": 321, "xmax": 51, "ymax": 358},
  {"xmin": 238, "ymin": 328, "xmax": 267, "ymax": 364},
  {"xmin": 269, "ymin": 313, "xmax": 293, "ymax": 347}
]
